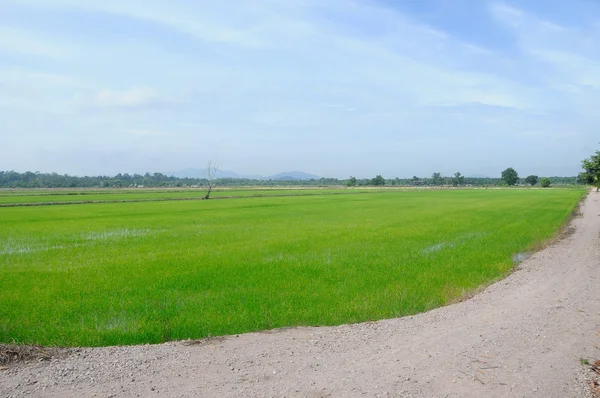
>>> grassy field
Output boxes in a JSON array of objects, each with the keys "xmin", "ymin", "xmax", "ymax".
[
  {"xmin": 0, "ymin": 188, "xmax": 389, "ymax": 205},
  {"xmin": 0, "ymin": 188, "xmax": 584, "ymax": 347}
]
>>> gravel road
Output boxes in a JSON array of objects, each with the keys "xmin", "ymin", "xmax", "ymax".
[{"xmin": 2, "ymin": 191, "xmax": 599, "ymax": 398}]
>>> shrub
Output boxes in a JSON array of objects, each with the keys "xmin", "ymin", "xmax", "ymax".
[{"xmin": 540, "ymin": 177, "xmax": 551, "ymax": 188}]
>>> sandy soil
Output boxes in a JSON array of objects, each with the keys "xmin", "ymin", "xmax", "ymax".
[{"xmin": 2, "ymin": 191, "xmax": 599, "ymax": 398}]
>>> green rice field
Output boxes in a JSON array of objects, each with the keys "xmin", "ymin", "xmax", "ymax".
[
  {"xmin": 0, "ymin": 187, "xmax": 398, "ymax": 205},
  {"xmin": 0, "ymin": 188, "xmax": 585, "ymax": 347}
]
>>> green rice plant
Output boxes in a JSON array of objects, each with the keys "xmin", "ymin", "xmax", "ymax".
[
  {"xmin": 0, "ymin": 188, "xmax": 584, "ymax": 346},
  {"xmin": 0, "ymin": 188, "xmax": 391, "ymax": 205}
]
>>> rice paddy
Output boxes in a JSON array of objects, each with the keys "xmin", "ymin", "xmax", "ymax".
[{"xmin": 0, "ymin": 188, "xmax": 584, "ymax": 347}]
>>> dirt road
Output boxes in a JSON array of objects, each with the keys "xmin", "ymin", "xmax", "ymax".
[{"xmin": 2, "ymin": 191, "xmax": 599, "ymax": 397}]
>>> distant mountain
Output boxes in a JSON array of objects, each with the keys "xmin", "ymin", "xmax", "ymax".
[
  {"xmin": 268, "ymin": 171, "xmax": 320, "ymax": 181},
  {"xmin": 170, "ymin": 168, "xmax": 247, "ymax": 179},
  {"xmin": 169, "ymin": 168, "xmax": 319, "ymax": 180}
]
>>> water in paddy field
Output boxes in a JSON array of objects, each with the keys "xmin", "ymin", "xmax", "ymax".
[
  {"xmin": 0, "ymin": 228, "xmax": 160, "ymax": 256},
  {"xmin": 421, "ymin": 231, "xmax": 488, "ymax": 255},
  {"xmin": 512, "ymin": 252, "xmax": 531, "ymax": 266}
]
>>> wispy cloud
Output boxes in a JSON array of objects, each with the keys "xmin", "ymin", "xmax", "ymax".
[
  {"xmin": 0, "ymin": 0, "xmax": 599, "ymax": 177},
  {"xmin": 94, "ymin": 88, "xmax": 161, "ymax": 108},
  {"xmin": 124, "ymin": 128, "xmax": 168, "ymax": 137},
  {"xmin": 490, "ymin": 2, "xmax": 600, "ymax": 88},
  {"xmin": 0, "ymin": 25, "xmax": 74, "ymax": 58}
]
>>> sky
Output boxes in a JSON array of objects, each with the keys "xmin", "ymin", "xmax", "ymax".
[{"xmin": 1, "ymin": 0, "xmax": 599, "ymax": 178}]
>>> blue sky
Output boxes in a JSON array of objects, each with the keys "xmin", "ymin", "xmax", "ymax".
[{"xmin": 1, "ymin": 0, "xmax": 599, "ymax": 178}]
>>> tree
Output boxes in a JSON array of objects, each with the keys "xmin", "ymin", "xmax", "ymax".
[
  {"xmin": 501, "ymin": 167, "xmax": 519, "ymax": 186},
  {"xmin": 524, "ymin": 175, "xmax": 539, "ymax": 186},
  {"xmin": 203, "ymin": 160, "xmax": 218, "ymax": 199},
  {"xmin": 431, "ymin": 172, "xmax": 442, "ymax": 186},
  {"xmin": 540, "ymin": 177, "xmax": 551, "ymax": 188},
  {"xmin": 580, "ymin": 149, "xmax": 600, "ymax": 191},
  {"xmin": 371, "ymin": 175, "xmax": 385, "ymax": 186},
  {"xmin": 452, "ymin": 172, "xmax": 464, "ymax": 186},
  {"xmin": 346, "ymin": 176, "xmax": 357, "ymax": 187}
]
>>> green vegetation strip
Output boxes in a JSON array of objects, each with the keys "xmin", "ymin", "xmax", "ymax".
[
  {"xmin": 0, "ymin": 189, "xmax": 584, "ymax": 347},
  {"xmin": 0, "ymin": 188, "xmax": 390, "ymax": 206}
]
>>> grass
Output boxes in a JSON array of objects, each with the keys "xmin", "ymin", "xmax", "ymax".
[{"xmin": 0, "ymin": 188, "xmax": 585, "ymax": 347}]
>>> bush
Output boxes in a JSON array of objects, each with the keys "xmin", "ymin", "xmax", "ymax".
[{"xmin": 540, "ymin": 177, "xmax": 551, "ymax": 188}]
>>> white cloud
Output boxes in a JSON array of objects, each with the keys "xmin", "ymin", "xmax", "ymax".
[
  {"xmin": 529, "ymin": 50, "xmax": 600, "ymax": 88},
  {"xmin": 94, "ymin": 88, "xmax": 160, "ymax": 108},
  {"xmin": 0, "ymin": 25, "xmax": 74, "ymax": 58},
  {"xmin": 124, "ymin": 128, "xmax": 168, "ymax": 137},
  {"xmin": 14, "ymin": 0, "xmax": 275, "ymax": 49},
  {"xmin": 1, "ymin": 0, "xmax": 599, "ymax": 176},
  {"xmin": 490, "ymin": 2, "xmax": 600, "ymax": 89},
  {"xmin": 13, "ymin": 0, "xmax": 536, "ymax": 111},
  {"xmin": 91, "ymin": 88, "xmax": 187, "ymax": 109},
  {"xmin": 489, "ymin": 3, "xmax": 524, "ymax": 25},
  {"xmin": 0, "ymin": 66, "xmax": 84, "ymax": 115}
]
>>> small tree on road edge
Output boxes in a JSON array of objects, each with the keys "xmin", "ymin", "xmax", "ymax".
[{"xmin": 580, "ymin": 149, "xmax": 600, "ymax": 192}]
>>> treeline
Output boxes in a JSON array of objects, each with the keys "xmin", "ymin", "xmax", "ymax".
[
  {"xmin": 0, "ymin": 170, "xmax": 582, "ymax": 189},
  {"xmin": 347, "ymin": 175, "xmax": 580, "ymax": 187}
]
